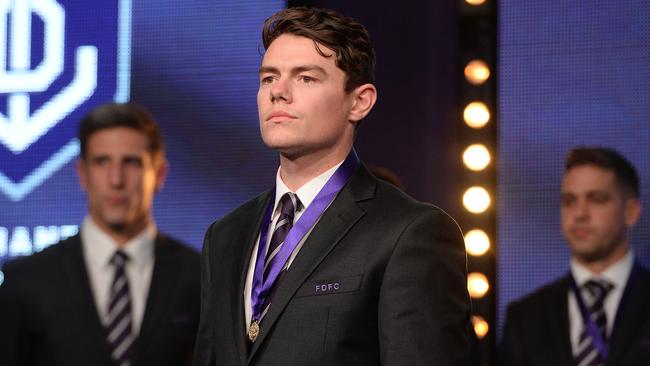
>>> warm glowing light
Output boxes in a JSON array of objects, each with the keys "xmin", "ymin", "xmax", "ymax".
[
  {"xmin": 463, "ymin": 102, "xmax": 490, "ymax": 128},
  {"xmin": 464, "ymin": 229, "xmax": 490, "ymax": 256},
  {"xmin": 463, "ymin": 186, "xmax": 491, "ymax": 213},
  {"xmin": 466, "ymin": 0, "xmax": 487, "ymax": 5},
  {"xmin": 464, "ymin": 60, "xmax": 490, "ymax": 85},
  {"xmin": 472, "ymin": 316, "xmax": 489, "ymax": 338},
  {"xmin": 467, "ymin": 272, "xmax": 489, "ymax": 298},
  {"xmin": 463, "ymin": 144, "xmax": 491, "ymax": 171}
]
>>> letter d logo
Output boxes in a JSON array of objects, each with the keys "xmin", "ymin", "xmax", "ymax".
[{"xmin": 0, "ymin": 0, "xmax": 131, "ymax": 201}]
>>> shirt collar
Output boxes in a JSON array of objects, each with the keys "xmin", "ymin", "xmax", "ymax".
[
  {"xmin": 570, "ymin": 250, "xmax": 634, "ymax": 290},
  {"xmin": 81, "ymin": 216, "xmax": 156, "ymax": 269},
  {"xmin": 273, "ymin": 160, "xmax": 345, "ymax": 215}
]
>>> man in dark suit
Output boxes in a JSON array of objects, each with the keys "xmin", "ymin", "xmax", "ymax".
[
  {"xmin": 0, "ymin": 103, "xmax": 200, "ymax": 366},
  {"xmin": 500, "ymin": 147, "xmax": 650, "ymax": 366},
  {"xmin": 193, "ymin": 7, "xmax": 470, "ymax": 366}
]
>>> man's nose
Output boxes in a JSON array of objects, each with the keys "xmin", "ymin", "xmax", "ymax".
[
  {"xmin": 573, "ymin": 200, "xmax": 589, "ymax": 220},
  {"xmin": 270, "ymin": 78, "xmax": 292, "ymax": 103},
  {"xmin": 108, "ymin": 163, "xmax": 125, "ymax": 187}
]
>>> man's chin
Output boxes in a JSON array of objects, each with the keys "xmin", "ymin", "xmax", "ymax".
[
  {"xmin": 269, "ymin": 144, "xmax": 308, "ymax": 160},
  {"xmin": 98, "ymin": 214, "xmax": 129, "ymax": 232},
  {"xmin": 572, "ymin": 245, "xmax": 612, "ymax": 264},
  {"xmin": 107, "ymin": 221, "xmax": 127, "ymax": 232}
]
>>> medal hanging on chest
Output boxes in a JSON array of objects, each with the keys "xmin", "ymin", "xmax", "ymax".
[
  {"xmin": 248, "ymin": 320, "xmax": 260, "ymax": 342},
  {"xmin": 247, "ymin": 150, "xmax": 359, "ymax": 342}
]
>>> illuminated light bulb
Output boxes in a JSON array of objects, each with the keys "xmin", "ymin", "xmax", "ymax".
[
  {"xmin": 464, "ymin": 229, "xmax": 490, "ymax": 256},
  {"xmin": 466, "ymin": 0, "xmax": 487, "ymax": 5},
  {"xmin": 467, "ymin": 272, "xmax": 489, "ymax": 298},
  {"xmin": 463, "ymin": 186, "xmax": 491, "ymax": 213},
  {"xmin": 463, "ymin": 144, "xmax": 491, "ymax": 171},
  {"xmin": 471, "ymin": 315, "xmax": 489, "ymax": 338},
  {"xmin": 463, "ymin": 102, "xmax": 490, "ymax": 128},
  {"xmin": 464, "ymin": 60, "xmax": 490, "ymax": 85}
]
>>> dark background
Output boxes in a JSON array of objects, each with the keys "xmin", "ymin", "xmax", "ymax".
[{"xmin": 290, "ymin": 1, "xmax": 462, "ymax": 215}]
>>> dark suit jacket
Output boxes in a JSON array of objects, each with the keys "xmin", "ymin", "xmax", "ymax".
[
  {"xmin": 0, "ymin": 232, "xmax": 201, "ymax": 366},
  {"xmin": 499, "ymin": 262, "xmax": 650, "ymax": 366},
  {"xmin": 194, "ymin": 163, "xmax": 470, "ymax": 366}
]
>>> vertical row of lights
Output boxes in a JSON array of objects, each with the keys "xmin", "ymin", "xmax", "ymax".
[{"xmin": 460, "ymin": 0, "xmax": 495, "ymax": 350}]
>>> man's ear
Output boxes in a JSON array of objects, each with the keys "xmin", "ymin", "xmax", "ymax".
[
  {"xmin": 76, "ymin": 159, "xmax": 89, "ymax": 192},
  {"xmin": 624, "ymin": 197, "xmax": 642, "ymax": 228},
  {"xmin": 154, "ymin": 157, "xmax": 169, "ymax": 192},
  {"xmin": 348, "ymin": 83, "xmax": 377, "ymax": 122}
]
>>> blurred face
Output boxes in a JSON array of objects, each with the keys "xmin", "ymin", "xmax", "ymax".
[
  {"xmin": 257, "ymin": 34, "xmax": 358, "ymax": 159},
  {"xmin": 77, "ymin": 127, "xmax": 167, "ymax": 240},
  {"xmin": 561, "ymin": 165, "xmax": 640, "ymax": 264}
]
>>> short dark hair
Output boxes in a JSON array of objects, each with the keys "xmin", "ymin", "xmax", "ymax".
[
  {"xmin": 565, "ymin": 147, "xmax": 639, "ymax": 198},
  {"xmin": 78, "ymin": 103, "xmax": 165, "ymax": 163},
  {"xmin": 262, "ymin": 7, "xmax": 375, "ymax": 92}
]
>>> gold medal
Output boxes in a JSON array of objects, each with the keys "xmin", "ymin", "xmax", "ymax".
[{"xmin": 248, "ymin": 320, "xmax": 260, "ymax": 342}]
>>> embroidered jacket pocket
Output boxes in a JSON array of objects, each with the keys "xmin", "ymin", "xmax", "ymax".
[{"xmin": 295, "ymin": 275, "xmax": 363, "ymax": 297}]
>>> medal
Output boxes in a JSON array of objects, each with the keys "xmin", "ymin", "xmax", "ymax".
[
  {"xmin": 247, "ymin": 150, "xmax": 359, "ymax": 345},
  {"xmin": 248, "ymin": 320, "xmax": 260, "ymax": 342}
]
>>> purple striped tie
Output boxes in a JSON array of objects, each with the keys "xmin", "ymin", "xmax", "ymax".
[
  {"xmin": 106, "ymin": 250, "xmax": 135, "ymax": 366},
  {"xmin": 574, "ymin": 279, "xmax": 613, "ymax": 366},
  {"xmin": 260, "ymin": 192, "xmax": 300, "ymax": 318}
]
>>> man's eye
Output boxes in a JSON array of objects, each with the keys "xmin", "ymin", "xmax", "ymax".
[
  {"xmin": 261, "ymin": 76, "xmax": 274, "ymax": 84},
  {"xmin": 561, "ymin": 196, "xmax": 575, "ymax": 206},
  {"xmin": 591, "ymin": 194, "xmax": 610, "ymax": 204},
  {"xmin": 92, "ymin": 157, "xmax": 109, "ymax": 166},
  {"xmin": 124, "ymin": 158, "xmax": 143, "ymax": 168},
  {"xmin": 301, "ymin": 76, "xmax": 314, "ymax": 83}
]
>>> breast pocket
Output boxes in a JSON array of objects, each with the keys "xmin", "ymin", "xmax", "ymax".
[{"xmin": 294, "ymin": 275, "xmax": 363, "ymax": 298}]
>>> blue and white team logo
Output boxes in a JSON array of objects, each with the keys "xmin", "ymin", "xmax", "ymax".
[{"xmin": 0, "ymin": 0, "xmax": 131, "ymax": 201}]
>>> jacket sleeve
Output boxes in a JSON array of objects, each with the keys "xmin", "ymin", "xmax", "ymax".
[
  {"xmin": 378, "ymin": 208, "xmax": 470, "ymax": 366},
  {"xmin": 498, "ymin": 303, "xmax": 526, "ymax": 366},
  {"xmin": 192, "ymin": 224, "xmax": 217, "ymax": 366},
  {"xmin": 0, "ymin": 261, "xmax": 33, "ymax": 366}
]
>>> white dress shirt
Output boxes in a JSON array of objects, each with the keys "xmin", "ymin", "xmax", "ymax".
[
  {"xmin": 244, "ymin": 161, "xmax": 344, "ymax": 329},
  {"xmin": 568, "ymin": 250, "xmax": 634, "ymax": 355},
  {"xmin": 81, "ymin": 216, "xmax": 156, "ymax": 334}
]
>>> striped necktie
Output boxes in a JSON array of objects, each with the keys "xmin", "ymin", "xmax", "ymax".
[
  {"xmin": 106, "ymin": 250, "xmax": 136, "ymax": 366},
  {"xmin": 575, "ymin": 279, "xmax": 614, "ymax": 366},
  {"xmin": 260, "ymin": 192, "xmax": 300, "ymax": 319}
]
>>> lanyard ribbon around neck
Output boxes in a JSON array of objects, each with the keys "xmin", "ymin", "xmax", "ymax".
[{"xmin": 249, "ymin": 150, "xmax": 360, "ymax": 329}]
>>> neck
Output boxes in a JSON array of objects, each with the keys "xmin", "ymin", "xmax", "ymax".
[
  {"xmin": 574, "ymin": 244, "xmax": 630, "ymax": 275},
  {"xmin": 279, "ymin": 146, "xmax": 351, "ymax": 191}
]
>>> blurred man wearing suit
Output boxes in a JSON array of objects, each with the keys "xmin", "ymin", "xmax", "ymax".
[
  {"xmin": 0, "ymin": 103, "xmax": 200, "ymax": 366},
  {"xmin": 193, "ymin": 7, "xmax": 470, "ymax": 366},
  {"xmin": 500, "ymin": 147, "xmax": 650, "ymax": 366}
]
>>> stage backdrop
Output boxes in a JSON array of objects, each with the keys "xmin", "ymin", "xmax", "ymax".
[
  {"xmin": 0, "ymin": 0, "xmax": 284, "ymax": 284},
  {"xmin": 498, "ymin": 0, "xmax": 650, "ymax": 338}
]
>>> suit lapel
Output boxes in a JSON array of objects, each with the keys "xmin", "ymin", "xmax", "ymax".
[
  {"xmin": 232, "ymin": 191, "xmax": 273, "ymax": 365},
  {"xmin": 248, "ymin": 165, "xmax": 375, "ymax": 362},
  {"xmin": 137, "ymin": 235, "xmax": 180, "ymax": 357},
  {"xmin": 606, "ymin": 263, "xmax": 650, "ymax": 366},
  {"xmin": 62, "ymin": 235, "xmax": 114, "ymax": 361},
  {"xmin": 546, "ymin": 276, "xmax": 574, "ymax": 366}
]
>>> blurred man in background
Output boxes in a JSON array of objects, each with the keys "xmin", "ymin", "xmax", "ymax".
[
  {"xmin": 0, "ymin": 103, "xmax": 200, "ymax": 366},
  {"xmin": 500, "ymin": 147, "xmax": 650, "ymax": 366}
]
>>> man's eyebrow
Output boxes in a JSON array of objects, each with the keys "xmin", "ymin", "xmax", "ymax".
[
  {"xmin": 291, "ymin": 65, "xmax": 327, "ymax": 75},
  {"xmin": 258, "ymin": 65, "xmax": 327, "ymax": 75},
  {"xmin": 259, "ymin": 66, "xmax": 279, "ymax": 75}
]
